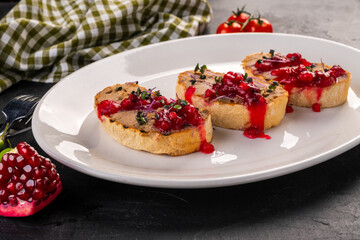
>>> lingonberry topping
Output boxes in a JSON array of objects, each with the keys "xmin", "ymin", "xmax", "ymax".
[
  {"xmin": 154, "ymin": 100, "xmax": 204, "ymax": 134},
  {"xmin": 271, "ymin": 64, "xmax": 345, "ymax": 88},
  {"xmin": 205, "ymin": 71, "xmax": 269, "ymax": 139},
  {"xmin": 97, "ymin": 100, "xmax": 121, "ymax": 119},
  {"xmin": 0, "ymin": 142, "xmax": 62, "ymax": 217},
  {"xmin": 97, "ymin": 89, "xmax": 168, "ymax": 119},
  {"xmin": 255, "ymin": 52, "xmax": 312, "ymax": 72}
]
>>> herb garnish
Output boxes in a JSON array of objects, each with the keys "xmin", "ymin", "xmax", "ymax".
[
  {"xmin": 141, "ymin": 91, "xmax": 149, "ymax": 100},
  {"xmin": 194, "ymin": 63, "xmax": 207, "ymax": 79},
  {"xmin": 178, "ymin": 99, "xmax": 188, "ymax": 106},
  {"xmin": 174, "ymin": 105, "xmax": 182, "ymax": 110},
  {"xmin": 268, "ymin": 81, "xmax": 279, "ymax": 91},
  {"xmin": 136, "ymin": 111, "xmax": 147, "ymax": 125},
  {"xmin": 257, "ymin": 59, "xmax": 263, "ymax": 64},
  {"xmin": 243, "ymin": 73, "xmax": 253, "ymax": 83},
  {"xmin": 245, "ymin": 77, "xmax": 253, "ymax": 83},
  {"xmin": 306, "ymin": 64, "xmax": 315, "ymax": 72},
  {"xmin": 115, "ymin": 86, "xmax": 122, "ymax": 91},
  {"xmin": 190, "ymin": 79, "xmax": 196, "ymax": 85},
  {"xmin": 269, "ymin": 49, "xmax": 275, "ymax": 57},
  {"xmin": 215, "ymin": 76, "xmax": 222, "ymax": 83},
  {"xmin": 154, "ymin": 90, "xmax": 162, "ymax": 97}
]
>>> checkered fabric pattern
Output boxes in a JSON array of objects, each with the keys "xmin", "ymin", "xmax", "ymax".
[{"xmin": 0, "ymin": 0, "xmax": 212, "ymax": 92}]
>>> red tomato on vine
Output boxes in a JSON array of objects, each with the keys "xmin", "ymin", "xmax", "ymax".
[
  {"xmin": 217, "ymin": 6, "xmax": 274, "ymax": 34},
  {"xmin": 243, "ymin": 17, "xmax": 273, "ymax": 33},
  {"xmin": 216, "ymin": 20, "xmax": 243, "ymax": 34},
  {"xmin": 227, "ymin": 6, "xmax": 250, "ymax": 23}
]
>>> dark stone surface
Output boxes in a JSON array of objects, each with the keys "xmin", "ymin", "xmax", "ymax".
[{"xmin": 1, "ymin": 1, "xmax": 360, "ymax": 239}]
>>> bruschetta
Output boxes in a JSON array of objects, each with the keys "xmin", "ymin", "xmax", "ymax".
[
  {"xmin": 95, "ymin": 82, "xmax": 214, "ymax": 156},
  {"xmin": 176, "ymin": 64, "xmax": 288, "ymax": 139},
  {"xmin": 242, "ymin": 50, "xmax": 352, "ymax": 112}
]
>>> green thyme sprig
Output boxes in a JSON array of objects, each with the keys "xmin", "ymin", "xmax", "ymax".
[
  {"xmin": 136, "ymin": 111, "xmax": 147, "ymax": 125},
  {"xmin": 306, "ymin": 64, "xmax": 315, "ymax": 72},
  {"xmin": 269, "ymin": 49, "xmax": 275, "ymax": 57},
  {"xmin": 215, "ymin": 76, "xmax": 222, "ymax": 84},
  {"xmin": 243, "ymin": 73, "xmax": 253, "ymax": 83},
  {"xmin": 267, "ymin": 81, "xmax": 279, "ymax": 92},
  {"xmin": 194, "ymin": 63, "xmax": 207, "ymax": 79}
]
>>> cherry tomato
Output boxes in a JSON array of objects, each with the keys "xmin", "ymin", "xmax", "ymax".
[
  {"xmin": 228, "ymin": 7, "xmax": 250, "ymax": 23},
  {"xmin": 216, "ymin": 21, "xmax": 242, "ymax": 34},
  {"xmin": 228, "ymin": 13, "xmax": 250, "ymax": 24},
  {"xmin": 243, "ymin": 18, "xmax": 273, "ymax": 32}
]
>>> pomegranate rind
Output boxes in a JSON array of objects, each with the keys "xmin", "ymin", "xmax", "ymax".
[{"xmin": 0, "ymin": 182, "xmax": 62, "ymax": 217}]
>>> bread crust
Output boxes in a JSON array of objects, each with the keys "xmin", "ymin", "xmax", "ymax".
[
  {"xmin": 242, "ymin": 52, "xmax": 352, "ymax": 108},
  {"xmin": 176, "ymin": 70, "xmax": 288, "ymax": 130},
  {"xmin": 95, "ymin": 83, "xmax": 213, "ymax": 156}
]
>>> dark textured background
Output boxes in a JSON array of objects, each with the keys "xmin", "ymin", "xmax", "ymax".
[{"xmin": 1, "ymin": 1, "xmax": 360, "ymax": 239}]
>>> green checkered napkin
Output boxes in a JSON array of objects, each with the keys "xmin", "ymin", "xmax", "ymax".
[{"xmin": 0, "ymin": 0, "xmax": 212, "ymax": 92}]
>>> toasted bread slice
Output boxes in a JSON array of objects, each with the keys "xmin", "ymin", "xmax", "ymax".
[
  {"xmin": 95, "ymin": 83, "xmax": 213, "ymax": 156},
  {"xmin": 176, "ymin": 69, "xmax": 288, "ymax": 133},
  {"xmin": 242, "ymin": 52, "xmax": 352, "ymax": 109}
]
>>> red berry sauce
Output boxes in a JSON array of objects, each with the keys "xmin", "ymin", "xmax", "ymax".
[
  {"xmin": 154, "ymin": 100, "xmax": 214, "ymax": 154},
  {"xmin": 185, "ymin": 86, "xmax": 196, "ymax": 105},
  {"xmin": 286, "ymin": 105, "xmax": 294, "ymax": 113},
  {"xmin": 205, "ymin": 71, "xmax": 269, "ymax": 139},
  {"xmin": 255, "ymin": 53, "xmax": 312, "ymax": 72},
  {"xmin": 97, "ymin": 89, "xmax": 168, "ymax": 119},
  {"xmin": 97, "ymin": 100, "xmax": 121, "ymax": 119},
  {"xmin": 271, "ymin": 64, "xmax": 346, "ymax": 112}
]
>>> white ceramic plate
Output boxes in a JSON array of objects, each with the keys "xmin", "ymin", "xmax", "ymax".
[{"xmin": 32, "ymin": 33, "xmax": 360, "ymax": 188}]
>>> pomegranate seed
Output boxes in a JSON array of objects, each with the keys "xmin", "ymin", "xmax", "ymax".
[
  {"xmin": 33, "ymin": 188, "xmax": 46, "ymax": 200},
  {"xmin": 23, "ymin": 165, "xmax": 32, "ymax": 175},
  {"xmin": 43, "ymin": 177, "xmax": 50, "ymax": 189},
  {"xmin": 0, "ymin": 174, "xmax": 7, "ymax": 187},
  {"xmin": 6, "ymin": 182, "xmax": 16, "ymax": 194},
  {"xmin": 1, "ymin": 154, "xmax": 8, "ymax": 163},
  {"xmin": 0, "ymin": 163, "xmax": 4, "ymax": 172},
  {"xmin": 0, "ymin": 189, "xmax": 9, "ymax": 202},
  {"xmin": 7, "ymin": 154, "xmax": 16, "ymax": 167},
  {"xmin": 33, "ymin": 167, "xmax": 46, "ymax": 178},
  {"xmin": 17, "ymin": 188, "xmax": 29, "ymax": 201},
  {"xmin": 47, "ymin": 180, "xmax": 57, "ymax": 192},
  {"xmin": 19, "ymin": 174, "xmax": 27, "ymax": 183},
  {"xmin": 56, "ymin": 174, "xmax": 60, "ymax": 183},
  {"xmin": 7, "ymin": 167, "xmax": 14, "ymax": 176},
  {"xmin": 8, "ymin": 195, "xmax": 18, "ymax": 206},
  {"xmin": 15, "ymin": 155, "xmax": 26, "ymax": 168},
  {"xmin": 17, "ymin": 142, "xmax": 37, "ymax": 159},
  {"xmin": 12, "ymin": 175, "xmax": 19, "ymax": 182},
  {"xmin": 48, "ymin": 168, "xmax": 57, "ymax": 180},
  {"xmin": 25, "ymin": 179, "xmax": 35, "ymax": 192},
  {"xmin": 15, "ymin": 182, "xmax": 23, "ymax": 192},
  {"xmin": 35, "ymin": 179, "xmax": 44, "ymax": 189},
  {"xmin": 43, "ymin": 158, "xmax": 52, "ymax": 169}
]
